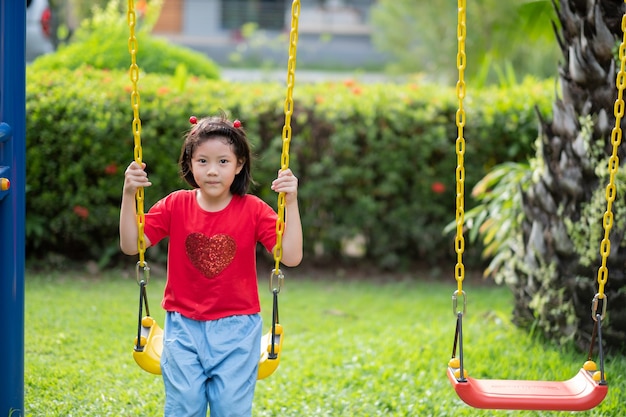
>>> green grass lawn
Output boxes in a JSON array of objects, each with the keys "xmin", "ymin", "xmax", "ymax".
[{"xmin": 24, "ymin": 267, "xmax": 624, "ymax": 416}]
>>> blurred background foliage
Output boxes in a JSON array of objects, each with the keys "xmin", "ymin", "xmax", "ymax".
[
  {"xmin": 45, "ymin": 0, "xmax": 560, "ymax": 85},
  {"xmin": 371, "ymin": 0, "xmax": 559, "ymax": 85}
]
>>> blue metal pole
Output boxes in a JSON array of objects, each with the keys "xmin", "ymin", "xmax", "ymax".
[{"xmin": 0, "ymin": 0, "xmax": 27, "ymax": 415}]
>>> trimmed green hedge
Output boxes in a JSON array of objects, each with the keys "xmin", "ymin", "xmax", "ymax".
[
  {"xmin": 30, "ymin": 30, "xmax": 220, "ymax": 80},
  {"xmin": 26, "ymin": 67, "xmax": 553, "ymax": 268}
]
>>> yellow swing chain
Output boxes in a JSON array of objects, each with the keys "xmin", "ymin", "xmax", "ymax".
[
  {"xmin": 452, "ymin": 0, "xmax": 467, "ymax": 316},
  {"xmin": 127, "ymin": 0, "xmax": 150, "ymax": 283},
  {"xmin": 594, "ymin": 5, "xmax": 626, "ymax": 319},
  {"xmin": 271, "ymin": 0, "xmax": 300, "ymax": 291}
]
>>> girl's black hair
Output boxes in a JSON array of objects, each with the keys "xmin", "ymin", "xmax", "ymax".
[{"xmin": 179, "ymin": 113, "xmax": 253, "ymax": 196}]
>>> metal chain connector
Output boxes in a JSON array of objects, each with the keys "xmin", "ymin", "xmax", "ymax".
[
  {"xmin": 452, "ymin": 290, "xmax": 467, "ymax": 316},
  {"xmin": 270, "ymin": 269, "xmax": 285, "ymax": 294},
  {"xmin": 591, "ymin": 294, "xmax": 608, "ymax": 322},
  {"xmin": 136, "ymin": 261, "xmax": 150, "ymax": 286}
]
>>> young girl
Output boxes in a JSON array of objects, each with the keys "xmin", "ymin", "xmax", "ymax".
[{"xmin": 119, "ymin": 114, "xmax": 303, "ymax": 417}]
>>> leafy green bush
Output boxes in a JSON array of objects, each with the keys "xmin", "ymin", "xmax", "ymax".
[
  {"xmin": 26, "ymin": 67, "xmax": 554, "ymax": 267},
  {"xmin": 31, "ymin": 0, "xmax": 220, "ymax": 79},
  {"xmin": 31, "ymin": 32, "xmax": 220, "ymax": 79},
  {"xmin": 446, "ymin": 161, "xmax": 533, "ymax": 281}
]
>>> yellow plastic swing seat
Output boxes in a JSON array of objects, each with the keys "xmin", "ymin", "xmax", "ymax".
[
  {"xmin": 132, "ymin": 316, "xmax": 283, "ymax": 380},
  {"xmin": 133, "ymin": 316, "xmax": 164, "ymax": 375},
  {"xmin": 258, "ymin": 323, "xmax": 284, "ymax": 380},
  {"xmin": 447, "ymin": 365, "xmax": 608, "ymax": 411}
]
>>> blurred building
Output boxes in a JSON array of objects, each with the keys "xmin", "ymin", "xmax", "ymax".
[{"xmin": 152, "ymin": 0, "xmax": 387, "ymax": 69}]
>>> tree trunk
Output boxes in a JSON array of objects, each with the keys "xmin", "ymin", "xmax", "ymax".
[{"xmin": 514, "ymin": 0, "xmax": 626, "ymax": 352}]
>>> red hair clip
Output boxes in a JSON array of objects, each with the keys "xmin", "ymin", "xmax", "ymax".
[
  {"xmin": 233, "ymin": 119, "xmax": 242, "ymax": 128},
  {"xmin": 189, "ymin": 116, "xmax": 198, "ymax": 125}
]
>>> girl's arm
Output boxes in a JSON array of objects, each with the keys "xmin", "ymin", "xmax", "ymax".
[
  {"xmin": 119, "ymin": 161, "xmax": 153, "ymax": 255},
  {"xmin": 271, "ymin": 169, "xmax": 303, "ymax": 267}
]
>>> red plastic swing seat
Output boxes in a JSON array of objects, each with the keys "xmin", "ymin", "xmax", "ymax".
[{"xmin": 447, "ymin": 367, "xmax": 608, "ymax": 411}]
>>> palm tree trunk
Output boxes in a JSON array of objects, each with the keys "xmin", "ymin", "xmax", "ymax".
[{"xmin": 514, "ymin": 0, "xmax": 626, "ymax": 351}]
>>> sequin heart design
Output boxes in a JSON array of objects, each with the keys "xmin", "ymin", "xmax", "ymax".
[{"xmin": 185, "ymin": 233, "xmax": 237, "ymax": 278}]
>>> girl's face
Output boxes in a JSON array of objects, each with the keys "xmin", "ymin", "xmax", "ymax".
[{"xmin": 191, "ymin": 137, "xmax": 243, "ymax": 209}]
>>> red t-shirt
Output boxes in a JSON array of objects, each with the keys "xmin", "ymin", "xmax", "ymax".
[{"xmin": 144, "ymin": 190, "xmax": 278, "ymax": 321}]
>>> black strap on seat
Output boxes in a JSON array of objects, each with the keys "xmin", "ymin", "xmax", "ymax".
[
  {"xmin": 135, "ymin": 280, "xmax": 150, "ymax": 352},
  {"xmin": 451, "ymin": 312, "xmax": 467, "ymax": 382},
  {"xmin": 268, "ymin": 289, "xmax": 280, "ymax": 359},
  {"xmin": 587, "ymin": 311, "xmax": 607, "ymax": 385}
]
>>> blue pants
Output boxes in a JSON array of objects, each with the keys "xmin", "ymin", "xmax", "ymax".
[{"xmin": 161, "ymin": 312, "xmax": 262, "ymax": 417}]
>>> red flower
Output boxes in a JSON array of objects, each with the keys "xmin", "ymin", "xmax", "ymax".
[
  {"xmin": 137, "ymin": 0, "xmax": 148, "ymax": 15},
  {"xmin": 104, "ymin": 163, "xmax": 118, "ymax": 175},
  {"xmin": 73, "ymin": 205, "xmax": 89, "ymax": 219},
  {"xmin": 431, "ymin": 182, "xmax": 446, "ymax": 194}
]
